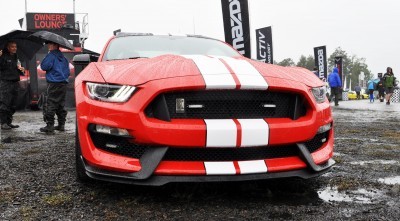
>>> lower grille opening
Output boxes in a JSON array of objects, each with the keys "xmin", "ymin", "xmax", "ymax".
[
  {"xmin": 89, "ymin": 131, "xmax": 329, "ymax": 161},
  {"xmin": 90, "ymin": 132, "xmax": 147, "ymax": 159}
]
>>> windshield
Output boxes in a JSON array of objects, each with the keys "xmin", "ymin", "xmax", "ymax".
[{"xmin": 103, "ymin": 35, "xmax": 241, "ymax": 61}]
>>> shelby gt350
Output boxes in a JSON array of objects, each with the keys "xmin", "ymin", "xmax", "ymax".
[{"xmin": 74, "ymin": 33, "xmax": 334, "ymax": 185}]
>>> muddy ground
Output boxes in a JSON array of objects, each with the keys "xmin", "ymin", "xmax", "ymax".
[{"xmin": 0, "ymin": 104, "xmax": 399, "ymax": 220}]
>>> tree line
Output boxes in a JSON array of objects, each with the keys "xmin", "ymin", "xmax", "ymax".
[{"xmin": 275, "ymin": 47, "xmax": 373, "ymax": 87}]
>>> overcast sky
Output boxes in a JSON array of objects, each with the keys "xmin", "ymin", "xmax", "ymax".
[{"xmin": 1, "ymin": 0, "xmax": 399, "ymax": 77}]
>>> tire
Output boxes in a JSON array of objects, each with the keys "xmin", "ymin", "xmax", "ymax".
[{"xmin": 75, "ymin": 123, "xmax": 92, "ymax": 183}]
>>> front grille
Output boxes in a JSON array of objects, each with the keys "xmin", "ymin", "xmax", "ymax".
[
  {"xmin": 145, "ymin": 90, "xmax": 307, "ymax": 121},
  {"xmin": 89, "ymin": 131, "xmax": 330, "ymax": 161}
]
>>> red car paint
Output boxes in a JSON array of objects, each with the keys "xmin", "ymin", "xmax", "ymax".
[{"xmin": 75, "ymin": 35, "xmax": 334, "ymax": 184}]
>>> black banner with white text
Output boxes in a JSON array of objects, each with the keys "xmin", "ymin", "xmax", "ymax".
[
  {"xmin": 334, "ymin": 56, "xmax": 343, "ymax": 84},
  {"xmin": 221, "ymin": 0, "xmax": 251, "ymax": 58},
  {"xmin": 313, "ymin": 46, "xmax": 327, "ymax": 79},
  {"xmin": 256, "ymin": 27, "xmax": 273, "ymax": 64}
]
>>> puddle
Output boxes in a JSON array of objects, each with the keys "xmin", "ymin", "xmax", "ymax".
[
  {"xmin": 378, "ymin": 176, "xmax": 400, "ymax": 185},
  {"xmin": 318, "ymin": 186, "xmax": 382, "ymax": 204},
  {"xmin": 349, "ymin": 160, "xmax": 398, "ymax": 166}
]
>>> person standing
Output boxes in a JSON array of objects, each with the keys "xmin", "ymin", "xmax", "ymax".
[
  {"xmin": 367, "ymin": 80, "xmax": 375, "ymax": 102},
  {"xmin": 354, "ymin": 84, "xmax": 361, "ymax": 100},
  {"xmin": 376, "ymin": 74, "xmax": 385, "ymax": 102},
  {"xmin": 383, "ymin": 67, "xmax": 396, "ymax": 105},
  {"xmin": 0, "ymin": 41, "xmax": 25, "ymax": 130},
  {"xmin": 39, "ymin": 42, "xmax": 70, "ymax": 133},
  {"xmin": 328, "ymin": 67, "xmax": 342, "ymax": 106}
]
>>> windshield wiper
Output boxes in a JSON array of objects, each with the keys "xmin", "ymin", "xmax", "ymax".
[
  {"xmin": 129, "ymin": 57, "xmax": 148, "ymax": 59},
  {"xmin": 106, "ymin": 57, "xmax": 148, "ymax": 61}
]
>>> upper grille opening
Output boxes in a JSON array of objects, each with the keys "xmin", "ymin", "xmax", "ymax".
[{"xmin": 145, "ymin": 90, "xmax": 307, "ymax": 121}]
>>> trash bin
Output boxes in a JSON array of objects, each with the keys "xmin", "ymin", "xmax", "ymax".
[{"xmin": 342, "ymin": 91, "xmax": 349, "ymax": 101}]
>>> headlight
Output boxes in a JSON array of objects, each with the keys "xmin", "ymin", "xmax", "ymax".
[
  {"xmin": 311, "ymin": 86, "xmax": 327, "ymax": 103},
  {"xmin": 86, "ymin": 82, "xmax": 136, "ymax": 103}
]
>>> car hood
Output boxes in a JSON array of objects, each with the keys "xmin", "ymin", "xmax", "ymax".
[{"xmin": 93, "ymin": 55, "xmax": 323, "ymax": 87}]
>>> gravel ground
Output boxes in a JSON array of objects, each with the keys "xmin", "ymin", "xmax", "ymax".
[{"xmin": 0, "ymin": 105, "xmax": 399, "ymax": 221}]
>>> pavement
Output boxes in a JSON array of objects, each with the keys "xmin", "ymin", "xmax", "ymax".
[{"xmin": 331, "ymin": 99, "xmax": 400, "ymax": 112}]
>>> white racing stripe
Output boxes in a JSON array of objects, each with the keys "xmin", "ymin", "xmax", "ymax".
[
  {"xmin": 183, "ymin": 55, "xmax": 236, "ymax": 89},
  {"xmin": 238, "ymin": 119, "xmax": 269, "ymax": 147},
  {"xmin": 203, "ymin": 119, "xmax": 270, "ymax": 175},
  {"xmin": 204, "ymin": 119, "xmax": 237, "ymax": 147},
  {"xmin": 238, "ymin": 160, "xmax": 268, "ymax": 174},
  {"xmin": 219, "ymin": 57, "xmax": 268, "ymax": 90},
  {"xmin": 204, "ymin": 162, "xmax": 236, "ymax": 175}
]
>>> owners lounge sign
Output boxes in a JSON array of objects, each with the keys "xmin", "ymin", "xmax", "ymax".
[{"xmin": 26, "ymin": 13, "xmax": 75, "ymax": 30}]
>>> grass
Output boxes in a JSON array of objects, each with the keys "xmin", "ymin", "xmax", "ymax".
[
  {"xmin": 103, "ymin": 209, "xmax": 120, "ymax": 221},
  {"xmin": 20, "ymin": 206, "xmax": 37, "ymax": 221},
  {"xmin": 367, "ymin": 150, "xmax": 397, "ymax": 159},
  {"xmin": 330, "ymin": 177, "xmax": 361, "ymax": 192},
  {"xmin": 383, "ymin": 131, "xmax": 400, "ymax": 143},
  {"xmin": 340, "ymin": 129, "xmax": 362, "ymax": 134},
  {"xmin": 365, "ymin": 144, "xmax": 397, "ymax": 151},
  {"xmin": 0, "ymin": 190, "xmax": 15, "ymax": 204},
  {"xmin": 333, "ymin": 155, "xmax": 344, "ymax": 164},
  {"xmin": 55, "ymin": 184, "xmax": 65, "ymax": 191},
  {"xmin": 42, "ymin": 193, "xmax": 71, "ymax": 206},
  {"xmin": 22, "ymin": 148, "xmax": 42, "ymax": 155}
]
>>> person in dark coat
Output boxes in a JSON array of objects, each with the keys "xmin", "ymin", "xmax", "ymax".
[
  {"xmin": 376, "ymin": 74, "xmax": 385, "ymax": 102},
  {"xmin": 39, "ymin": 42, "xmax": 70, "ymax": 133},
  {"xmin": 354, "ymin": 84, "xmax": 362, "ymax": 99},
  {"xmin": 383, "ymin": 67, "xmax": 396, "ymax": 105},
  {"xmin": 328, "ymin": 67, "xmax": 342, "ymax": 106},
  {"xmin": 0, "ymin": 41, "xmax": 25, "ymax": 130}
]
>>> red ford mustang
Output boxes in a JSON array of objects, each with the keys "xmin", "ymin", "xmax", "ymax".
[{"xmin": 74, "ymin": 33, "xmax": 335, "ymax": 185}]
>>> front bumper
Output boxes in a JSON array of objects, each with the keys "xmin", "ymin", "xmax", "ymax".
[
  {"xmin": 80, "ymin": 143, "xmax": 335, "ymax": 186},
  {"xmin": 76, "ymin": 76, "xmax": 334, "ymax": 185}
]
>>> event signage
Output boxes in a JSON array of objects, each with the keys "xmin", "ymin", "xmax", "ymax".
[
  {"xmin": 26, "ymin": 13, "xmax": 75, "ymax": 30},
  {"xmin": 221, "ymin": 0, "xmax": 251, "ymax": 58},
  {"xmin": 256, "ymin": 27, "xmax": 273, "ymax": 64},
  {"xmin": 334, "ymin": 56, "xmax": 344, "ymax": 83},
  {"xmin": 313, "ymin": 46, "xmax": 327, "ymax": 79}
]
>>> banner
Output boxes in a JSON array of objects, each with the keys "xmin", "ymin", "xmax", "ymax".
[
  {"xmin": 26, "ymin": 13, "xmax": 75, "ymax": 31},
  {"xmin": 334, "ymin": 56, "xmax": 343, "ymax": 84},
  {"xmin": 313, "ymin": 46, "xmax": 327, "ymax": 79},
  {"xmin": 221, "ymin": 0, "xmax": 251, "ymax": 58},
  {"xmin": 256, "ymin": 27, "xmax": 273, "ymax": 64}
]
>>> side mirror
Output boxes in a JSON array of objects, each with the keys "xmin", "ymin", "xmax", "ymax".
[
  {"xmin": 73, "ymin": 54, "xmax": 98, "ymax": 76},
  {"xmin": 73, "ymin": 54, "xmax": 91, "ymax": 66}
]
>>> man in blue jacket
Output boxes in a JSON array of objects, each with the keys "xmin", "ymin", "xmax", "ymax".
[
  {"xmin": 328, "ymin": 67, "xmax": 342, "ymax": 106},
  {"xmin": 39, "ymin": 42, "xmax": 70, "ymax": 133}
]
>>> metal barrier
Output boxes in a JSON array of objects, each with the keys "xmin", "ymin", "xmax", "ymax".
[{"xmin": 391, "ymin": 89, "xmax": 400, "ymax": 103}]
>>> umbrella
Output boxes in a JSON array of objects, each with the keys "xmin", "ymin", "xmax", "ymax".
[
  {"xmin": 372, "ymin": 78, "xmax": 380, "ymax": 84},
  {"xmin": 0, "ymin": 30, "xmax": 44, "ymax": 60},
  {"xmin": 30, "ymin": 31, "xmax": 74, "ymax": 50}
]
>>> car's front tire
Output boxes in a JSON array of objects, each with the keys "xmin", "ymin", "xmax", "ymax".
[{"xmin": 75, "ymin": 124, "xmax": 92, "ymax": 183}]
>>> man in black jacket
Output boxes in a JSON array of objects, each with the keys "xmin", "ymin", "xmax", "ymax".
[{"xmin": 0, "ymin": 41, "xmax": 25, "ymax": 130}]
